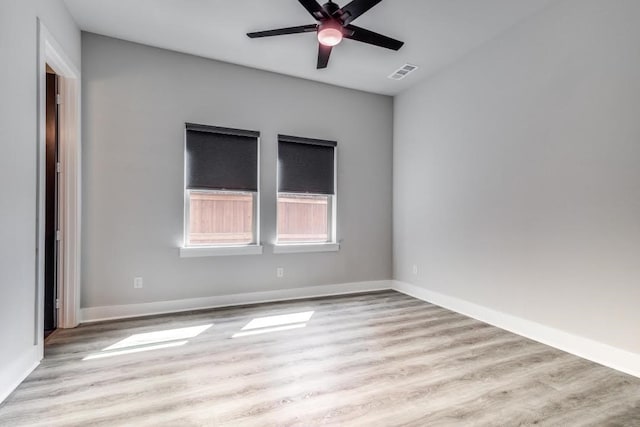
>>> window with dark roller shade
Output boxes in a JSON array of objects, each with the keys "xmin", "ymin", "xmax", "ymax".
[
  {"xmin": 185, "ymin": 123, "xmax": 258, "ymax": 191},
  {"xmin": 277, "ymin": 134, "xmax": 336, "ymax": 195},
  {"xmin": 183, "ymin": 123, "xmax": 260, "ymax": 249},
  {"xmin": 277, "ymin": 135, "xmax": 337, "ymax": 244}
]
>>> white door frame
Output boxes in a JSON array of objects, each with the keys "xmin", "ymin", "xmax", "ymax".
[{"xmin": 36, "ymin": 19, "xmax": 81, "ymax": 348}]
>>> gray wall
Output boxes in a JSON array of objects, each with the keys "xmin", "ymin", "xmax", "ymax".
[
  {"xmin": 0, "ymin": 0, "xmax": 80, "ymax": 389},
  {"xmin": 394, "ymin": 0, "xmax": 640, "ymax": 354},
  {"xmin": 81, "ymin": 33, "xmax": 393, "ymax": 308}
]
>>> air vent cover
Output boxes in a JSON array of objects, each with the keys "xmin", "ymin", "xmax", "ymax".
[{"xmin": 388, "ymin": 63, "xmax": 418, "ymax": 80}]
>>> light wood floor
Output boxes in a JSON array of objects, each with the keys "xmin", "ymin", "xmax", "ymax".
[{"xmin": 1, "ymin": 291, "xmax": 639, "ymax": 426}]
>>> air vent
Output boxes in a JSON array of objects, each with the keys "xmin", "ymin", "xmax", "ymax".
[{"xmin": 388, "ymin": 63, "xmax": 419, "ymax": 80}]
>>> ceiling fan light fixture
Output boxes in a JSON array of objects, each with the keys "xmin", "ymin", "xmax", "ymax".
[{"xmin": 317, "ymin": 26, "xmax": 343, "ymax": 46}]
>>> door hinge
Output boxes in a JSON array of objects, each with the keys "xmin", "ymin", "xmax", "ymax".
[
  {"xmin": 56, "ymin": 94, "xmax": 62, "ymax": 105},
  {"xmin": 55, "ymin": 299, "xmax": 60, "ymax": 309},
  {"xmin": 56, "ymin": 162, "xmax": 62, "ymax": 173},
  {"xmin": 56, "ymin": 230, "xmax": 62, "ymax": 241}
]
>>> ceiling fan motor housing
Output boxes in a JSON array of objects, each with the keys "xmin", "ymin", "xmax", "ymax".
[{"xmin": 322, "ymin": 1, "xmax": 341, "ymax": 17}]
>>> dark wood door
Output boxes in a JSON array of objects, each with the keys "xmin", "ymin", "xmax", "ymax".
[{"xmin": 44, "ymin": 71, "xmax": 58, "ymax": 336}]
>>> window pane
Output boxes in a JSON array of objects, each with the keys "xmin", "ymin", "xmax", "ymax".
[
  {"xmin": 188, "ymin": 191, "xmax": 254, "ymax": 245},
  {"xmin": 277, "ymin": 194, "xmax": 329, "ymax": 243}
]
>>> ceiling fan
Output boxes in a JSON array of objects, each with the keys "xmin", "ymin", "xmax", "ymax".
[{"xmin": 247, "ymin": 0, "xmax": 404, "ymax": 69}]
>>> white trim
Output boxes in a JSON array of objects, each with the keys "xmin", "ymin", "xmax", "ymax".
[
  {"xmin": 179, "ymin": 244, "xmax": 263, "ymax": 258},
  {"xmin": 331, "ymin": 145, "xmax": 338, "ymax": 243},
  {"xmin": 80, "ymin": 280, "xmax": 393, "ymax": 323},
  {"xmin": 37, "ymin": 20, "xmax": 82, "ymax": 336},
  {"xmin": 273, "ymin": 242, "xmax": 340, "ymax": 254},
  {"xmin": 56, "ymin": 71, "xmax": 81, "ymax": 329},
  {"xmin": 392, "ymin": 281, "xmax": 640, "ymax": 379},
  {"xmin": 0, "ymin": 344, "xmax": 41, "ymax": 404},
  {"xmin": 256, "ymin": 134, "xmax": 261, "ymax": 245}
]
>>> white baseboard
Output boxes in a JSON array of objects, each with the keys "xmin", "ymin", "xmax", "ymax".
[
  {"xmin": 81, "ymin": 280, "xmax": 393, "ymax": 323},
  {"xmin": 0, "ymin": 344, "xmax": 41, "ymax": 404},
  {"xmin": 392, "ymin": 280, "xmax": 640, "ymax": 379}
]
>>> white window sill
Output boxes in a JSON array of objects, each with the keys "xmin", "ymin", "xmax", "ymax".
[
  {"xmin": 180, "ymin": 245, "xmax": 263, "ymax": 258},
  {"xmin": 273, "ymin": 243, "xmax": 340, "ymax": 254}
]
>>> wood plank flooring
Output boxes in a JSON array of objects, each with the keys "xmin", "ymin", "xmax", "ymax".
[{"xmin": 1, "ymin": 290, "xmax": 639, "ymax": 426}]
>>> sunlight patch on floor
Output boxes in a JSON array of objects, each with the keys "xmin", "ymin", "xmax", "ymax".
[
  {"xmin": 232, "ymin": 311, "xmax": 314, "ymax": 338},
  {"xmin": 83, "ymin": 324, "xmax": 213, "ymax": 360},
  {"xmin": 83, "ymin": 340, "xmax": 188, "ymax": 360}
]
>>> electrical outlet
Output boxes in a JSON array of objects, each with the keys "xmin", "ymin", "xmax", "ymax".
[
  {"xmin": 134, "ymin": 277, "xmax": 143, "ymax": 289},
  {"xmin": 412, "ymin": 265, "xmax": 418, "ymax": 275},
  {"xmin": 276, "ymin": 267, "xmax": 284, "ymax": 278}
]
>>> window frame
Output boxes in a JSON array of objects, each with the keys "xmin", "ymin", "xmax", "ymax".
[
  {"xmin": 180, "ymin": 125, "xmax": 261, "ymax": 257},
  {"xmin": 275, "ymin": 140, "xmax": 338, "ymax": 252}
]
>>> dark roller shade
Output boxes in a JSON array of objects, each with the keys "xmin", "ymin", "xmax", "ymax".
[
  {"xmin": 278, "ymin": 135, "xmax": 336, "ymax": 195},
  {"xmin": 278, "ymin": 134, "xmax": 337, "ymax": 147},
  {"xmin": 185, "ymin": 123, "xmax": 258, "ymax": 191}
]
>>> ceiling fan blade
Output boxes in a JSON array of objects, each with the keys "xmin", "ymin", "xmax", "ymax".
[
  {"xmin": 334, "ymin": 0, "xmax": 382, "ymax": 25},
  {"xmin": 317, "ymin": 44, "xmax": 333, "ymax": 69},
  {"xmin": 247, "ymin": 24, "xmax": 317, "ymax": 38},
  {"xmin": 344, "ymin": 25, "xmax": 404, "ymax": 50},
  {"xmin": 298, "ymin": 0, "xmax": 328, "ymax": 20}
]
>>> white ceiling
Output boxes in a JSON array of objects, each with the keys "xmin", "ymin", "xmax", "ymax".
[{"xmin": 64, "ymin": 0, "xmax": 555, "ymax": 95}]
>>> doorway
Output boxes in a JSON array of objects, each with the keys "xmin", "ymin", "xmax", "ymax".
[
  {"xmin": 44, "ymin": 66, "xmax": 59, "ymax": 338},
  {"xmin": 37, "ymin": 20, "xmax": 82, "ymax": 353}
]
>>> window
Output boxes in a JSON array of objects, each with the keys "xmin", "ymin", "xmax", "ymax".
[
  {"xmin": 184, "ymin": 123, "xmax": 259, "ymax": 248},
  {"xmin": 187, "ymin": 191, "xmax": 254, "ymax": 245},
  {"xmin": 277, "ymin": 193, "xmax": 331, "ymax": 243},
  {"xmin": 277, "ymin": 134, "xmax": 337, "ymax": 245}
]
